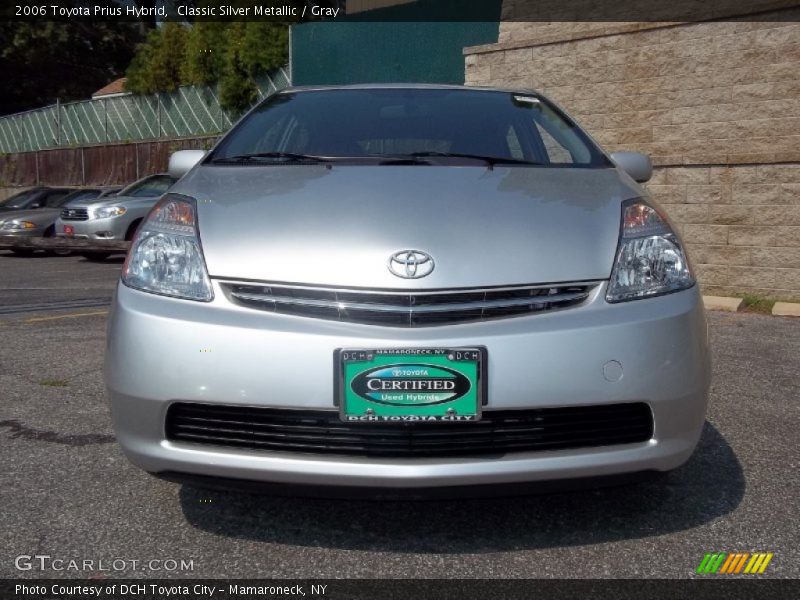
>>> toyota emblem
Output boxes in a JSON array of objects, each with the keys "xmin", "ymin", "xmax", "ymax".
[{"xmin": 388, "ymin": 250, "xmax": 435, "ymax": 279}]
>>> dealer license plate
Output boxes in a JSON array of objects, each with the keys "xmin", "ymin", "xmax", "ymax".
[{"xmin": 336, "ymin": 348, "xmax": 485, "ymax": 423}]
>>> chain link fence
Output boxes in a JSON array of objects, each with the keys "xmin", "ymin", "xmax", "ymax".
[{"xmin": 0, "ymin": 68, "xmax": 290, "ymax": 154}]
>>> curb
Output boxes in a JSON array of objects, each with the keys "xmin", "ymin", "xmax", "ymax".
[
  {"xmin": 773, "ymin": 302, "xmax": 800, "ymax": 317},
  {"xmin": 702, "ymin": 296, "xmax": 800, "ymax": 317},
  {"xmin": 702, "ymin": 296, "xmax": 743, "ymax": 312}
]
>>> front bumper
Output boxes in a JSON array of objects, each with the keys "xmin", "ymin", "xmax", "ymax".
[
  {"xmin": 106, "ymin": 281, "xmax": 710, "ymax": 489},
  {"xmin": 0, "ymin": 228, "xmax": 43, "ymax": 237},
  {"xmin": 56, "ymin": 216, "xmax": 126, "ymax": 240}
]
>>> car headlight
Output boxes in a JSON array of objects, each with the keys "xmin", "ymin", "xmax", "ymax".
[
  {"xmin": 122, "ymin": 194, "xmax": 213, "ymax": 302},
  {"xmin": 606, "ymin": 200, "xmax": 695, "ymax": 302},
  {"xmin": 92, "ymin": 206, "xmax": 126, "ymax": 219},
  {"xmin": 1, "ymin": 220, "xmax": 37, "ymax": 231}
]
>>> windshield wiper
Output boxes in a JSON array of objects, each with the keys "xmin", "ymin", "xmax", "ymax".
[
  {"xmin": 372, "ymin": 152, "xmax": 541, "ymax": 168},
  {"xmin": 210, "ymin": 152, "xmax": 330, "ymax": 164},
  {"xmin": 403, "ymin": 151, "xmax": 541, "ymax": 168}
]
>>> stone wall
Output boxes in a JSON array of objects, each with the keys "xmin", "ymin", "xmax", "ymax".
[
  {"xmin": 649, "ymin": 164, "xmax": 800, "ymax": 298},
  {"xmin": 465, "ymin": 6, "xmax": 800, "ymax": 299}
]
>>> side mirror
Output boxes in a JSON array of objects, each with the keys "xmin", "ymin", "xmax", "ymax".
[
  {"xmin": 610, "ymin": 151, "xmax": 652, "ymax": 183},
  {"xmin": 168, "ymin": 150, "xmax": 206, "ymax": 179}
]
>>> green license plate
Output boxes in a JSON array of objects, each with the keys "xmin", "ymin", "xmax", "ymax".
[{"xmin": 336, "ymin": 348, "xmax": 485, "ymax": 423}]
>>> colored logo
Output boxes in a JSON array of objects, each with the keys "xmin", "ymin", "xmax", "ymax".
[
  {"xmin": 350, "ymin": 363, "xmax": 471, "ymax": 406},
  {"xmin": 696, "ymin": 552, "xmax": 774, "ymax": 575},
  {"xmin": 388, "ymin": 250, "xmax": 435, "ymax": 279}
]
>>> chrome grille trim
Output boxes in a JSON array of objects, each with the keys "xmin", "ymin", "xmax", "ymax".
[
  {"xmin": 232, "ymin": 290, "xmax": 591, "ymax": 313},
  {"xmin": 60, "ymin": 207, "xmax": 89, "ymax": 221},
  {"xmin": 222, "ymin": 281, "xmax": 599, "ymax": 327}
]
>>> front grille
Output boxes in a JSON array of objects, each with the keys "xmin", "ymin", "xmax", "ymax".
[
  {"xmin": 60, "ymin": 207, "xmax": 89, "ymax": 221},
  {"xmin": 166, "ymin": 402, "xmax": 653, "ymax": 458},
  {"xmin": 223, "ymin": 281, "xmax": 598, "ymax": 327}
]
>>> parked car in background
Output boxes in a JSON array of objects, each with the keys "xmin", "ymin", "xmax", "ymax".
[
  {"xmin": 106, "ymin": 85, "xmax": 710, "ymax": 495},
  {"xmin": 48, "ymin": 187, "xmax": 122, "ymax": 255},
  {"xmin": 0, "ymin": 187, "xmax": 71, "ymax": 212},
  {"xmin": 0, "ymin": 188, "xmax": 78, "ymax": 255},
  {"xmin": 56, "ymin": 174, "xmax": 177, "ymax": 260},
  {"xmin": 61, "ymin": 187, "xmax": 122, "ymax": 206},
  {"xmin": 98, "ymin": 187, "xmax": 122, "ymax": 198}
]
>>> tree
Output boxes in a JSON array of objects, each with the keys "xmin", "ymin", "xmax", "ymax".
[
  {"xmin": 240, "ymin": 22, "xmax": 289, "ymax": 75},
  {"xmin": 0, "ymin": 20, "xmax": 144, "ymax": 115},
  {"xmin": 121, "ymin": 2, "xmax": 289, "ymax": 114},
  {"xmin": 131, "ymin": 0, "xmax": 159, "ymax": 32},
  {"xmin": 218, "ymin": 23, "xmax": 258, "ymax": 115},
  {"xmin": 124, "ymin": 28, "xmax": 161, "ymax": 94},
  {"xmin": 125, "ymin": 23, "xmax": 189, "ymax": 94},
  {"xmin": 217, "ymin": 22, "xmax": 289, "ymax": 114},
  {"xmin": 181, "ymin": 21, "xmax": 228, "ymax": 86}
]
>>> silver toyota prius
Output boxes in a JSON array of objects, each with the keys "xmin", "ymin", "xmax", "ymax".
[{"xmin": 105, "ymin": 84, "xmax": 710, "ymax": 494}]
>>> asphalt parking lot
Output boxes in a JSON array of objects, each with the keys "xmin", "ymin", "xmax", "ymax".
[{"xmin": 1, "ymin": 249, "xmax": 798, "ymax": 579}]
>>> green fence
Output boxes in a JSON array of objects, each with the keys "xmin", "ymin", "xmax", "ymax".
[{"xmin": 0, "ymin": 68, "xmax": 290, "ymax": 153}]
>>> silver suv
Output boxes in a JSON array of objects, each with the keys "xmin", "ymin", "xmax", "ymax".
[{"xmin": 56, "ymin": 174, "xmax": 176, "ymax": 259}]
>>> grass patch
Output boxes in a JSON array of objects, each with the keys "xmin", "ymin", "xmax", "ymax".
[
  {"xmin": 740, "ymin": 294, "xmax": 776, "ymax": 314},
  {"xmin": 39, "ymin": 379, "xmax": 69, "ymax": 387}
]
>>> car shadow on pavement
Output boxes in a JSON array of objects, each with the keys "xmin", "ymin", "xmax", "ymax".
[{"xmin": 178, "ymin": 421, "xmax": 743, "ymax": 552}]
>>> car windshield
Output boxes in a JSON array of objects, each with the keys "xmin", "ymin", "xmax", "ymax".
[
  {"xmin": 210, "ymin": 88, "xmax": 610, "ymax": 167},
  {"xmin": 0, "ymin": 189, "xmax": 38, "ymax": 209},
  {"xmin": 60, "ymin": 190, "xmax": 101, "ymax": 206},
  {"xmin": 118, "ymin": 175, "xmax": 176, "ymax": 198}
]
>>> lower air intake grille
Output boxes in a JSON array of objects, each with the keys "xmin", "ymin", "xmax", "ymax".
[
  {"xmin": 222, "ymin": 281, "xmax": 598, "ymax": 327},
  {"xmin": 166, "ymin": 402, "xmax": 653, "ymax": 458}
]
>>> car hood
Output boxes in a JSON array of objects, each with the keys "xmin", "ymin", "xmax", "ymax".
[
  {"xmin": 68, "ymin": 194, "xmax": 163, "ymax": 212},
  {"xmin": 0, "ymin": 207, "xmax": 60, "ymax": 226},
  {"xmin": 175, "ymin": 165, "xmax": 642, "ymax": 289}
]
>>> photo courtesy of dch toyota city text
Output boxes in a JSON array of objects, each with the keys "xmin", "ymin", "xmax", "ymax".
[{"xmin": 0, "ymin": 1, "xmax": 798, "ymax": 599}]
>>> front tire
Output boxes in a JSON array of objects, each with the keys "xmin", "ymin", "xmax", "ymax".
[
  {"xmin": 11, "ymin": 248, "xmax": 35, "ymax": 257},
  {"xmin": 82, "ymin": 252, "xmax": 110, "ymax": 262},
  {"xmin": 45, "ymin": 226, "xmax": 71, "ymax": 256},
  {"xmin": 125, "ymin": 219, "xmax": 143, "ymax": 241}
]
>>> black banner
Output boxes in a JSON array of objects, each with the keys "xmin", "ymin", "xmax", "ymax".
[
  {"xmin": 1, "ymin": 0, "xmax": 799, "ymax": 23},
  {"xmin": 2, "ymin": 579, "xmax": 800, "ymax": 600}
]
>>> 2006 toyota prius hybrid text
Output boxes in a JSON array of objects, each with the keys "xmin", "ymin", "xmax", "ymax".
[{"xmin": 105, "ymin": 85, "xmax": 710, "ymax": 494}]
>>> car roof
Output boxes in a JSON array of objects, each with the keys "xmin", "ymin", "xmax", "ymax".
[{"xmin": 23, "ymin": 186, "xmax": 71, "ymax": 192}]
